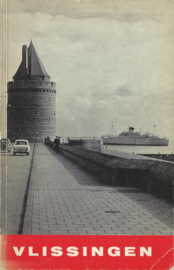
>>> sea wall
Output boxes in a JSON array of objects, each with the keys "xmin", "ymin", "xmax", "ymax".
[
  {"xmin": 67, "ymin": 137, "xmax": 101, "ymax": 152},
  {"xmin": 141, "ymin": 154, "xmax": 174, "ymax": 162},
  {"xmin": 48, "ymin": 142, "xmax": 174, "ymax": 202}
]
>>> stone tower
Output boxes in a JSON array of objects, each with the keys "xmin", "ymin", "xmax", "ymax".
[{"xmin": 7, "ymin": 41, "xmax": 56, "ymax": 142}]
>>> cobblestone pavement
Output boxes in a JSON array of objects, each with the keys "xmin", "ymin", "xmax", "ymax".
[{"xmin": 23, "ymin": 144, "xmax": 173, "ymax": 235}]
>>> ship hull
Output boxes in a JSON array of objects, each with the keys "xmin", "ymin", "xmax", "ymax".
[{"xmin": 102, "ymin": 137, "xmax": 169, "ymax": 146}]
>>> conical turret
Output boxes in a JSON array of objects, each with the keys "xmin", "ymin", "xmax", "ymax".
[
  {"xmin": 13, "ymin": 41, "xmax": 50, "ymax": 82},
  {"xmin": 7, "ymin": 41, "xmax": 56, "ymax": 142}
]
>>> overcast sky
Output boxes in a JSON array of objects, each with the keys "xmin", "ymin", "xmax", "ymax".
[{"xmin": 4, "ymin": 0, "xmax": 174, "ymax": 138}]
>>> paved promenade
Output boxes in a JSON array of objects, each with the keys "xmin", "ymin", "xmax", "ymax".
[{"xmin": 23, "ymin": 144, "xmax": 173, "ymax": 235}]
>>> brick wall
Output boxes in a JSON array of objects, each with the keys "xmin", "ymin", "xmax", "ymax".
[{"xmin": 7, "ymin": 80, "xmax": 56, "ymax": 142}]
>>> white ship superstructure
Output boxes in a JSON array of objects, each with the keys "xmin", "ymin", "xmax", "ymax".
[{"xmin": 102, "ymin": 125, "xmax": 169, "ymax": 146}]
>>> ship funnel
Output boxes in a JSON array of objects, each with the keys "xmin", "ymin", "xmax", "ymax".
[{"xmin": 129, "ymin": 127, "xmax": 134, "ymax": 133}]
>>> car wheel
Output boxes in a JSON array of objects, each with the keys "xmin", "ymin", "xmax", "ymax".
[
  {"xmin": 13, "ymin": 152, "xmax": 16, "ymax": 156},
  {"xmin": 26, "ymin": 152, "xmax": 30, "ymax": 156}
]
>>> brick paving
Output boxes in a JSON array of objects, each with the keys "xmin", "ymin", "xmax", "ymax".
[{"xmin": 23, "ymin": 144, "xmax": 173, "ymax": 235}]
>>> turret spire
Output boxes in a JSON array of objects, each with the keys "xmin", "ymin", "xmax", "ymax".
[{"xmin": 13, "ymin": 41, "xmax": 50, "ymax": 81}]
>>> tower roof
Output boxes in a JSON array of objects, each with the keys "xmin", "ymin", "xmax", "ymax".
[{"xmin": 13, "ymin": 41, "xmax": 50, "ymax": 81}]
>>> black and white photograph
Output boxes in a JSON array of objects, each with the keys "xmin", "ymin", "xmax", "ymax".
[{"xmin": 1, "ymin": 0, "xmax": 174, "ymax": 244}]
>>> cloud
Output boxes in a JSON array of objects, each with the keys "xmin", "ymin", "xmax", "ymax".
[
  {"xmin": 7, "ymin": 5, "xmax": 174, "ymax": 137},
  {"xmin": 74, "ymin": 97, "xmax": 91, "ymax": 108},
  {"xmin": 74, "ymin": 0, "xmax": 93, "ymax": 2},
  {"xmin": 7, "ymin": 0, "xmax": 174, "ymax": 24},
  {"xmin": 98, "ymin": 100, "xmax": 109, "ymax": 106},
  {"xmin": 116, "ymin": 86, "xmax": 131, "ymax": 96}
]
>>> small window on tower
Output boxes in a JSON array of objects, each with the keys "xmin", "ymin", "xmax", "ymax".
[{"xmin": 33, "ymin": 110, "xmax": 39, "ymax": 115}]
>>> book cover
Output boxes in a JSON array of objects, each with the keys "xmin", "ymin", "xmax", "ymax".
[{"xmin": 1, "ymin": 0, "xmax": 174, "ymax": 269}]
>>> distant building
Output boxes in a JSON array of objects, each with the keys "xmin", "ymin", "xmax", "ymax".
[{"xmin": 7, "ymin": 41, "xmax": 56, "ymax": 142}]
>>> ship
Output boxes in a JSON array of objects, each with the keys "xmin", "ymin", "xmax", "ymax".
[{"xmin": 101, "ymin": 124, "xmax": 169, "ymax": 146}]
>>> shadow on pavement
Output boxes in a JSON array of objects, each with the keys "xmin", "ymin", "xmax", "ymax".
[
  {"xmin": 46, "ymin": 145, "xmax": 109, "ymax": 187},
  {"xmin": 45, "ymin": 145, "xmax": 173, "ymax": 230}
]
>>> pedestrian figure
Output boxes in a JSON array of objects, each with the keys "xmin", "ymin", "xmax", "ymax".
[{"xmin": 54, "ymin": 136, "xmax": 60, "ymax": 152}]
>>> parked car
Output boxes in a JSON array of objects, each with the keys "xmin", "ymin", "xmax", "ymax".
[
  {"xmin": 13, "ymin": 139, "xmax": 30, "ymax": 156},
  {"xmin": 1, "ymin": 138, "xmax": 11, "ymax": 152}
]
